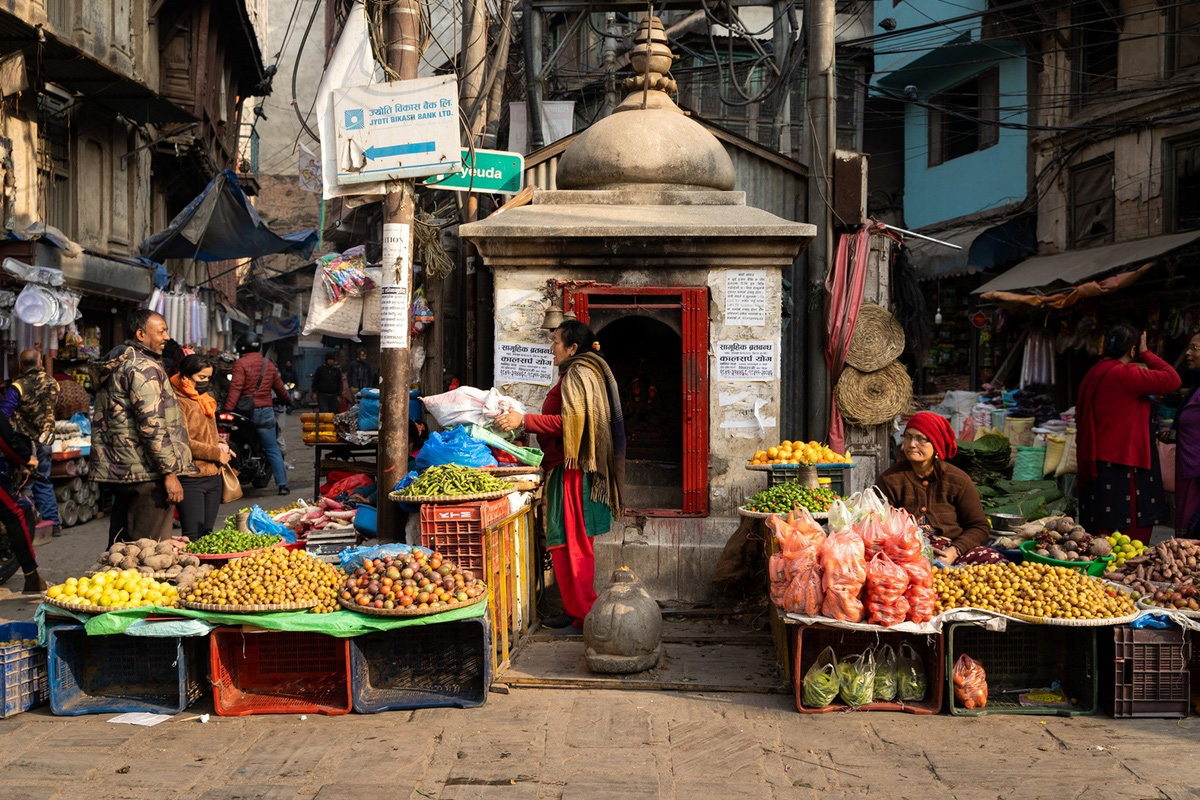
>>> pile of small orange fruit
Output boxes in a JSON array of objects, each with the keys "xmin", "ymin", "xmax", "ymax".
[{"xmin": 748, "ymin": 440, "xmax": 852, "ymax": 466}]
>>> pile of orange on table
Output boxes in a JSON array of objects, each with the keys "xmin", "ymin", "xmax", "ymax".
[{"xmin": 748, "ymin": 440, "xmax": 852, "ymax": 466}]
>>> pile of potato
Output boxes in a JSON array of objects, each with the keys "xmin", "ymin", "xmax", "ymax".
[{"xmin": 85, "ymin": 538, "xmax": 214, "ymax": 588}]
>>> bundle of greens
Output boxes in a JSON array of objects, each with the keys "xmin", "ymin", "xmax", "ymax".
[
  {"xmin": 873, "ymin": 645, "xmax": 898, "ymax": 702},
  {"xmin": 977, "ymin": 479, "xmax": 1071, "ymax": 521},
  {"xmin": 951, "ymin": 433, "xmax": 1011, "ymax": 485},
  {"xmin": 837, "ymin": 652, "xmax": 876, "ymax": 709},
  {"xmin": 801, "ymin": 646, "xmax": 840, "ymax": 708},
  {"xmin": 897, "ymin": 642, "xmax": 928, "ymax": 702}
]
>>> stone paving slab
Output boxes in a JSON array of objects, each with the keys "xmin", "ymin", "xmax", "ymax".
[{"xmin": 2, "ymin": 687, "xmax": 1195, "ymax": 799}]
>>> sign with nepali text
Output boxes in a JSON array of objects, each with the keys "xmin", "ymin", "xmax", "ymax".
[
  {"xmin": 716, "ymin": 340, "xmax": 776, "ymax": 381},
  {"xmin": 495, "ymin": 341, "xmax": 555, "ymax": 386},
  {"xmin": 333, "ymin": 76, "xmax": 461, "ymax": 185}
]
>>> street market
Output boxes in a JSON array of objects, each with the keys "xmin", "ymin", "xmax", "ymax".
[{"xmin": 3, "ymin": 0, "xmax": 1200, "ymax": 797}]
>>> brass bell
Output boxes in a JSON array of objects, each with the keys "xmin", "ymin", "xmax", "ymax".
[{"xmin": 541, "ymin": 305, "xmax": 564, "ymax": 330}]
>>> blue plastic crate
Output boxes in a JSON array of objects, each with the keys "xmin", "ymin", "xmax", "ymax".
[
  {"xmin": 350, "ymin": 616, "xmax": 490, "ymax": 713},
  {"xmin": 48, "ymin": 625, "xmax": 203, "ymax": 716},
  {"xmin": 1, "ymin": 622, "xmax": 47, "ymax": 718}
]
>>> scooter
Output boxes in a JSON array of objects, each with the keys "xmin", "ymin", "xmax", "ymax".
[{"xmin": 217, "ymin": 410, "xmax": 272, "ymax": 489}]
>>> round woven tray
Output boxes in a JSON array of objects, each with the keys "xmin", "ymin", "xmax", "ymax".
[
  {"xmin": 182, "ymin": 599, "xmax": 317, "ymax": 613},
  {"xmin": 835, "ymin": 362, "xmax": 913, "ymax": 426},
  {"xmin": 42, "ymin": 595, "xmax": 181, "ymax": 615},
  {"xmin": 84, "ymin": 569, "xmax": 176, "ymax": 580},
  {"xmin": 338, "ymin": 591, "xmax": 486, "ymax": 617},
  {"xmin": 745, "ymin": 462, "xmax": 856, "ymax": 471},
  {"xmin": 1136, "ymin": 596, "xmax": 1200, "ymax": 619},
  {"xmin": 389, "ymin": 486, "xmax": 515, "ymax": 504},
  {"xmin": 846, "ymin": 303, "xmax": 905, "ymax": 372},
  {"xmin": 738, "ymin": 505, "xmax": 829, "ymax": 521},
  {"xmin": 189, "ymin": 543, "xmax": 284, "ymax": 562},
  {"xmin": 1009, "ymin": 609, "xmax": 1142, "ymax": 627},
  {"xmin": 481, "ymin": 465, "xmax": 541, "ymax": 476}
]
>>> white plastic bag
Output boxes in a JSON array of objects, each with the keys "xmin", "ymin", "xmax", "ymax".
[
  {"xmin": 422, "ymin": 386, "xmax": 491, "ymax": 428},
  {"xmin": 423, "ymin": 386, "xmax": 528, "ymax": 428},
  {"xmin": 302, "ymin": 268, "xmax": 362, "ymax": 339}
]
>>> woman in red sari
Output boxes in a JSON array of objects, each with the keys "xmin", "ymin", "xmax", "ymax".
[
  {"xmin": 495, "ymin": 321, "xmax": 625, "ymax": 632},
  {"xmin": 1076, "ymin": 325, "xmax": 1180, "ymax": 543}
]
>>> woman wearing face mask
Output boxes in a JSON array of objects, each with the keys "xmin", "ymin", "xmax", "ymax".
[{"xmin": 171, "ymin": 354, "xmax": 232, "ymax": 538}]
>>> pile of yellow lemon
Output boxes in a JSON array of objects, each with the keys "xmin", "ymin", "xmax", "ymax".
[
  {"xmin": 45, "ymin": 569, "xmax": 180, "ymax": 609},
  {"xmin": 749, "ymin": 440, "xmax": 852, "ymax": 466},
  {"xmin": 1104, "ymin": 532, "xmax": 1145, "ymax": 573}
]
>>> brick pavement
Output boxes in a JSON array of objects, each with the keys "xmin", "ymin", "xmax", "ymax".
[{"xmin": 1, "ymin": 685, "xmax": 1200, "ymax": 799}]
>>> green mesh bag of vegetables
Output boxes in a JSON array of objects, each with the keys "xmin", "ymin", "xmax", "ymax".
[
  {"xmin": 873, "ymin": 644, "xmax": 897, "ymax": 702},
  {"xmin": 897, "ymin": 642, "xmax": 928, "ymax": 702},
  {"xmin": 801, "ymin": 646, "xmax": 840, "ymax": 708},
  {"xmin": 837, "ymin": 651, "xmax": 876, "ymax": 709}
]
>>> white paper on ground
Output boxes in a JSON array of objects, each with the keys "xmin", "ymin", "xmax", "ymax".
[{"xmin": 109, "ymin": 712, "xmax": 172, "ymax": 727}]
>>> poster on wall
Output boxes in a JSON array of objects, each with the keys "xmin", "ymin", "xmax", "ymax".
[
  {"xmin": 495, "ymin": 341, "xmax": 555, "ymax": 385},
  {"xmin": 380, "ymin": 223, "xmax": 410, "ymax": 350},
  {"xmin": 724, "ymin": 270, "xmax": 767, "ymax": 326},
  {"xmin": 716, "ymin": 340, "xmax": 776, "ymax": 381}
]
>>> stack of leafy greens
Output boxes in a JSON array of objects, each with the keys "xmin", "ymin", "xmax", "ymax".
[
  {"xmin": 951, "ymin": 433, "xmax": 1011, "ymax": 485},
  {"xmin": 977, "ymin": 479, "xmax": 1072, "ymax": 521}
]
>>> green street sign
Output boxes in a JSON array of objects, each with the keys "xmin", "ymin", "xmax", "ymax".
[{"xmin": 423, "ymin": 148, "xmax": 524, "ymax": 194}]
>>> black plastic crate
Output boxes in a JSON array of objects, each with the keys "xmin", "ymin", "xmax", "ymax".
[
  {"xmin": 1101, "ymin": 625, "xmax": 1190, "ymax": 719},
  {"xmin": 947, "ymin": 623, "xmax": 1097, "ymax": 716},
  {"xmin": 350, "ymin": 616, "xmax": 490, "ymax": 712},
  {"xmin": 48, "ymin": 625, "xmax": 203, "ymax": 716}
]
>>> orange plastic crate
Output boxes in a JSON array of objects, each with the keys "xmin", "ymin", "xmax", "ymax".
[
  {"xmin": 210, "ymin": 628, "xmax": 351, "ymax": 716},
  {"xmin": 419, "ymin": 497, "xmax": 511, "ymax": 574}
]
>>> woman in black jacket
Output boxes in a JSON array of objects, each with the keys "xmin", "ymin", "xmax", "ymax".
[{"xmin": 0, "ymin": 413, "xmax": 45, "ymax": 592}]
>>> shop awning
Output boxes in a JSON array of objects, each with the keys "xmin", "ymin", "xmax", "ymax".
[
  {"xmin": 907, "ymin": 217, "xmax": 1035, "ymax": 281},
  {"xmin": 0, "ymin": 239, "xmax": 153, "ymax": 301},
  {"xmin": 973, "ymin": 230, "xmax": 1200, "ymax": 296},
  {"xmin": 219, "ymin": 302, "xmax": 253, "ymax": 327},
  {"xmin": 0, "ymin": 15, "xmax": 193, "ymax": 125},
  {"xmin": 139, "ymin": 170, "xmax": 318, "ymax": 263}
]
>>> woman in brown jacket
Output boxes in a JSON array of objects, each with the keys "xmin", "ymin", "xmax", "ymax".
[
  {"xmin": 875, "ymin": 412, "xmax": 995, "ymax": 565},
  {"xmin": 172, "ymin": 355, "xmax": 231, "ymax": 538}
]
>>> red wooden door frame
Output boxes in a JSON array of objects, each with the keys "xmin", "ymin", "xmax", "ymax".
[{"xmin": 564, "ymin": 286, "xmax": 710, "ymax": 517}]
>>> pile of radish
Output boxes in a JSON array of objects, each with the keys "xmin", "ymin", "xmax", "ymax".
[{"xmin": 272, "ymin": 497, "xmax": 356, "ymax": 537}]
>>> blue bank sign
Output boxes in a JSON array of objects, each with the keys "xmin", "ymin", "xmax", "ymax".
[{"xmin": 333, "ymin": 76, "xmax": 461, "ymax": 186}]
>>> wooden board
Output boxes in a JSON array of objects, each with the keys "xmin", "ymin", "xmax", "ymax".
[{"xmin": 500, "ymin": 617, "xmax": 787, "ymax": 694}]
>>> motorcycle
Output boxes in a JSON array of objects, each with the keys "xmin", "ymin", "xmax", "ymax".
[
  {"xmin": 217, "ymin": 410, "xmax": 272, "ymax": 489},
  {"xmin": 285, "ymin": 381, "xmax": 304, "ymax": 411}
]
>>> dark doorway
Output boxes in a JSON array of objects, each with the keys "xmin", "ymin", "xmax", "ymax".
[{"xmin": 597, "ymin": 315, "xmax": 683, "ymax": 510}]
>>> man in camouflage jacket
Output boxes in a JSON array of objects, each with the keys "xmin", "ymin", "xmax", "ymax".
[
  {"xmin": 90, "ymin": 309, "xmax": 195, "ymax": 544},
  {"xmin": 2, "ymin": 349, "xmax": 61, "ymax": 533}
]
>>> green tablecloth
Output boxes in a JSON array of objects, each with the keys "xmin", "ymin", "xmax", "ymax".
[{"xmin": 36, "ymin": 600, "xmax": 486, "ymax": 640}]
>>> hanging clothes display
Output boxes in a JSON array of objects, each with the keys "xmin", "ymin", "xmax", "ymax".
[{"xmin": 1019, "ymin": 327, "xmax": 1058, "ymax": 388}]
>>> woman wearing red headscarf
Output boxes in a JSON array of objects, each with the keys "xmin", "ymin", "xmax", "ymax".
[{"xmin": 875, "ymin": 411, "xmax": 993, "ymax": 565}]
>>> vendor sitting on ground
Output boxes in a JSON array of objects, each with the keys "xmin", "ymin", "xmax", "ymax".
[{"xmin": 876, "ymin": 412, "xmax": 999, "ymax": 565}]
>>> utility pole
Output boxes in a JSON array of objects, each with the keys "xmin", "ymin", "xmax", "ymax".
[
  {"xmin": 804, "ymin": 0, "xmax": 835, "ymax": 440},
  {"xmin": 377, "ymin": 0, "xmax": 423, "ymax": 543},
  {"xmin": 522, "ymin": 0, "xmax": 544, "ymax": 150},
  {"xmin": 772, "ymin": 0, "xmax": 793, "ymax": 158}
]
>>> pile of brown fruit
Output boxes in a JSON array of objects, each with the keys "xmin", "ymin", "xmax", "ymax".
[
  {"xmin": 342, "ymin": 550, "xmax": 486, "ymax": 612},
  {"xmin": 933, "ymin": 562, "xmax": 1138, "ymax": 620},
  {"xmin": 1144, "ymin": 584, "xmax": 1200, "ymax": 613},
  {"xmin": 184, "ymin": 548, "xmax": 345, "ymax": 613}
]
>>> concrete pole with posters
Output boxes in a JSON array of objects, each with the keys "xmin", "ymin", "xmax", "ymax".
[
  {"xmin": 805, "ymin": 0, "xmax": 835, "ymax": 440},
  {"xmin": 377, "ymin": 0, "xmax": 423, "ymax": 543}
]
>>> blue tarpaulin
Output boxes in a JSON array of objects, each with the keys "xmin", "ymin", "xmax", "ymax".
[{"xmin": 138, "ymin": 170, "xmax": 318, "ymax": 262}]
